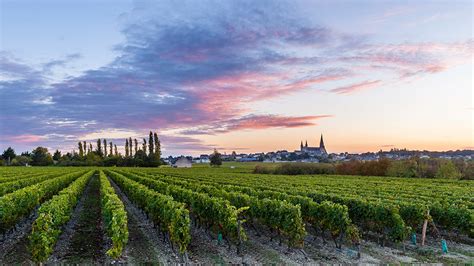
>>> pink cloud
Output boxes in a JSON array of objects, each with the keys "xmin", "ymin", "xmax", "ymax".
[
  {"xmin": 348, "ymin": 41, "xmax": 473, "ymax": 77},
  {"xmin": 188, "ymin": 71, "xmax": 347, "ymax": 121},
  {"xmin": 180, "ymin": 114, "xmax": 332, "ymax": 135},
  {"xmin": 228, "ymin": 115, "xmax": 332, "ymax": 130},
  {"xmin": 7, "ymin": 134, "xmax": 44, "ymax": 143},
  {"xmin": 330, "ymin": 80, "xmax": 381, "ymax": 94}
]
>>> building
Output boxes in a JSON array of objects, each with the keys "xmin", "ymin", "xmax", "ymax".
[
  {"xmin": 192, "ymin": 154, "xmax": 210, "ymax": 164},
  {"xmin": 300, "ymin": 134, "xmax": 328, "ymax": 156},
  {"xmin": 173, "ymin": 157, "xmax": 192, "ymax": 168}
]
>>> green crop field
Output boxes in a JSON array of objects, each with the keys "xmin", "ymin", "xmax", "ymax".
[{"xmin": 0, "ymin": 166, "xmax": 473, "ymax": 264}]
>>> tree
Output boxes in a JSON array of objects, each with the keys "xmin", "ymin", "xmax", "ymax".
[
  {"xmin": 210, "ymin": 149, "xmax": 222, "ymax": 167},
  {"xmin": 386, "ymin": 159, "xmax": 418, "ymax": 178},
  {"xmin": 1, "ymin": 147, "xmax": 16, "ymax": 165},
  {"xmin": 53, "ymin": 150, "xmax": 62, "ymax": 161},
  {"xmin": 31, "ymin": 147, "xmax": 53, "ymax": 166},
  {"xmin": 125, "ymin": 139, "xmax": 129, "ymax": 157},
  {"xmin": 148, "ymin": 131, "xmax": 154, "ymax": 156},
  {"xmin": 461, "ymin": 160, "xmax": 474, "ymax": 180},
  {"xmin": 78, "ymin": 142, "xmax": 84, "ymax": 157},
  {"xmin": 89, "ymin": 143, "xmax": 93, "ymax": 154},
  {"xmin": 416, "ymin": 158, "xmax": 439, "ymax": 178},
  {"xmin": 134, "ymin": 149, "xmax": 147, "ymax": 165},
  {"xmin": 85, "ymin": 152, "xmax": 102, "ymax": 166},
  {"xmin": 153, "ymin": 132, "xmax": 161, "ymax": 160},
  {"xmin": 83, "ymin": 141, "xmax": 87, "ymax": 154},
  {"xmin": 134, "ymin": 139, "xmax": 138, "ymax": 155},
  {"xmin": 96, "ymin": 139, "xmax": 103, "ymax": 157},
  {"xmin": 231, "ymin": 151, "xmax": 237, "ymax": 161},
  {"xmin": 109, "ymin": 142, "xmax": 113, "ymax": 156},
  {"xmin": 436, "ymin": 160, "xmax": 461, "ymax": 179},
  {"xmin": 12, "ymin": 155, "xmax": 32, "ymax": 166},
  {"xmin": 129, "ymin": 137, "xmax": 133, "ymax": 157},
  {"xmin": 103, "ymin": 139, "xmax": 107, "ymax": 157},
  {"xmin": 114, "ymin": 144, "xmax": 118, "ymax": 156},
  {"xmin": 142, "ymin": 138, "xmax": 147, "ymax": 152}
]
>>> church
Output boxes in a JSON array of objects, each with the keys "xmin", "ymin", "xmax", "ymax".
[{"xmin": 300, "ymin": 134, "xmax": 327, "ymax": 156}]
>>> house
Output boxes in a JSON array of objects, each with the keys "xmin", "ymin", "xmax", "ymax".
[
  {"xmin": 199, "ymin": 154, "xmax": 210, "ymax": 163},
  {"xmin": 238, "ymin": 157, "xmax": 259, "ymax": 162},
  {"xmin": 173, "ymin": 157, "xmax": 192, "ymax": 168}
]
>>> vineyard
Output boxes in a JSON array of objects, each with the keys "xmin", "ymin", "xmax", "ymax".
[{"xmin": 0, "ymin": 166, "xmax": 472, "ymax": 264}]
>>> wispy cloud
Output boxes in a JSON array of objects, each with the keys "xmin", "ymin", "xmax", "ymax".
[
  {"xmin": 330, "ymin": 80, "xmax": 382, "ymax": 94},
  {"xmin": 181, "ymin": 115, "xmax": 332, "ymax": 135},
  {"xmin": 42, "ymin": 53, "xmax": 82, "ymax": 73},
  {"xmin": 7, "ymin": 134, "xmax": 44, "ymax": 143}
]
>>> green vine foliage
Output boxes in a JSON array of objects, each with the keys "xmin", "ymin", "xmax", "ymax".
[
  {"xmin": 0, "ymin": 171, "xmax": 67, "ymax": 197},
  {"xmin": 114, "ymin": 170, "xmax": 247, "ymax": 243},
  {"xmin": 29, "ymin": 170, "xmax": 94, "ymax": 262},
  {"xmin": 105, "ymin": 170, "xmax": 191, "ymax": 254},
  {"xmin": 99, "ymin": 171, "xmax": 128, "ymax": 258},
  {"xmin": 136, "ymin": 171, "xmax": 356, "ymax": 246},
  {"xmin": 0, "ymin": 170, "xmax": 87, "ymax": 233}
]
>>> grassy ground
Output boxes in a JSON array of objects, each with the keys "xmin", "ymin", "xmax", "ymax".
[{"xmin": 60, "ymin": 173, "xmax": 105, "ymax": 263}]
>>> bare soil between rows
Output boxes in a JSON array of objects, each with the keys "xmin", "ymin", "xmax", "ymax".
[{"xmin": 48, "ymin": 173, "xmax": 107, "ymax": 264}]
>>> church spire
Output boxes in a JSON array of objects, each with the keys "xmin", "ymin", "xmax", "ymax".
[
  {"xmin": 319, "ymin": 134, "xmax": 325, "ymax": 149},
  {"xmin": 300, "ymin": 141, "xmax": 303, "ymax": 150},
  {"xmin": 305, "ymin": 140, "xmax": 308, "ymax": 147}
]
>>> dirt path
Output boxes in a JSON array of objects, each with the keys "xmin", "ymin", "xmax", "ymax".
[
  {"xmin": 49, "ymin": 173, "xmax": 106, "ymax": 264},
  {"xmin": 0, "ymin": 208, "xmax": 38, "ymax": 264},
  {"xmin": 107, "ymin": 176, "xmax": 180, "ymax": 264}
]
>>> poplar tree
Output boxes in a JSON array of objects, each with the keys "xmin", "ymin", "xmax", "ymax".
[
  {"xmin": 148, "ymin": 131, "xmax": 154, "ymax": 156},
  {"xmin": 129, "ymin": 137, "xmax": 133, "ymax": 157},
  {"xmin": 103, "ymin": 139, "xmax": 107, "ymax": 157},
  {"xmin": 134, "ymin": 139, "xmax": 138, "ymax": 155},
  {"xmin": 97, "ymin": 138, "xmax": 103, "ymax": 157},
  {"xmin": 142, "ymin": 138, "xmax": 147, "ymax": 152},
  {"xmin": 125, "ymin": 139, "xmax": 129, "ymax": 157},
  {"xmin": 89, "ymin": 143, "xmax": 93, "ymax": 154},
  {"xmin": 109, "ymin": 142, "xmax": 113, "ymax": 156},
  {"xmin": 114, "ymin": 144, "xmax": 118, "ymax": 156},
  {"xmin": 78, "ymin": 142, "xmax": 84, "ymax": 157},
  {"xmin": 153, "ymin": 132, "xmax": 161, "ymax": 160}
]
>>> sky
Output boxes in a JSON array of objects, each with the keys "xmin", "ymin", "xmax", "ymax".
[{"xmin": 0, "ymin": 0, "xmax": 473, "ymax": 156}]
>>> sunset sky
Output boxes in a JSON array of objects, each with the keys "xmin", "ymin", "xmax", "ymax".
[{"xmin": 1, "ymin": 0, "xmax": 473, "ymax": 156}]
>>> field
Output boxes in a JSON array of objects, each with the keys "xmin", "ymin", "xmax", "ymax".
[{"xmin": 0, "ymin": 165, "xmax": 473, "ymax": 264}]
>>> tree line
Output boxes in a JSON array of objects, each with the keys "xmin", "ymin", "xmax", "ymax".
[
  {"xmin": 253, "ymin": 157, "xmax": 473, "ymax": 179},
  {"xmin": 0, "ymin": 131, "xmax": 163, "ymax": 167}
]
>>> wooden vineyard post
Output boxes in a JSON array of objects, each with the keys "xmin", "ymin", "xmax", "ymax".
[{"xmin": 421, "ymin": 210, "xmax": 430, "ymax": 246}]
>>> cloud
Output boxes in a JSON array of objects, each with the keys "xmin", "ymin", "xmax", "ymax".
[
  {"xmin": 159, "ymin": 135, "xmax": 216, "ymax": 152},
  {"xmin": 7, "ymin": 134, "xmax": 44, "ymax": 143},
  {"xmin": 370, "ymin": 6, "xmax": 414, "ymax": 24},
  {"xmin": 42, "ymin": 53, "xmax": 82, "ymax": 73},
  {"xmin": 0, "ymin": 52, "xmax": 43, "ymax": 82},
  {"xmin": 0, "ymin": 0, "xmax": 472, "ymax": 154},
  {"xmin": 181, "ymin": 114, "xmax": 331, "ymax": 135},
  {"xmin": 79, "ymin": 129, "xmax": 142, "ymax": 140},
  {"xmin": 381, "ymin": 144, "xmax": 395, "ymax": 148},
  {"xmin": 330, "ymin": 80, "xmax": 382, "ymax": 94},
  {"xmin": 340, "ymin": 41, "xmax": 474, "ymax": 78},
  {"xmin": 228, "ymin": 115, "xmax": 331, "ymax": 130}
]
